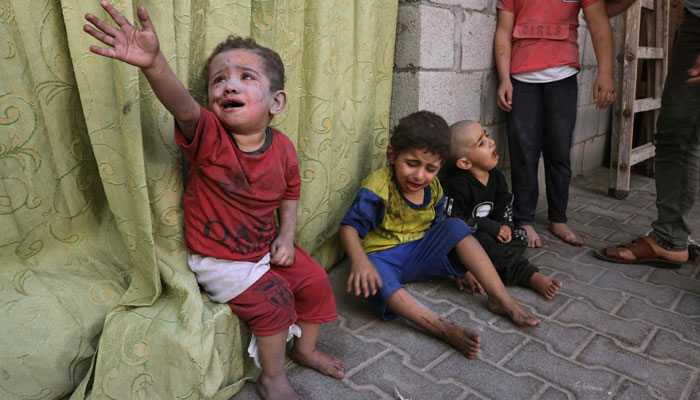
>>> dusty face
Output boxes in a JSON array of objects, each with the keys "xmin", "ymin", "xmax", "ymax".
[
  {"xmin": 207, "ymin": 49, "xmax": 277, "ymax": 134},
  {"xmin": 462, "ymin": 124, "xmax": 498, "ymax": 172},
  {"xmin": 389, "ymin": 147, "xmax": 443, "ymax": 197}
]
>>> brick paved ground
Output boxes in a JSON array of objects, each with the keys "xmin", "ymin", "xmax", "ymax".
[{"xmin": 234, "ymin": 167, "xmax": 700, "ymax": 400}]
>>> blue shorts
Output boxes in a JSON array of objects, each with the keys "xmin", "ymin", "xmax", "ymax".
[{"xmin": 367, "ymin": 218, "xmax": 472, "ymax": 320}]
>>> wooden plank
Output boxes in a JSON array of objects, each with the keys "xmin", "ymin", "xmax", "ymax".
[
  {"xmin": 630, "ymin": 143, "xmax": 656, "ymax": 166},
  {"xmin": 634, "ymin": 97, "xmax": 662, "ymax": 113},
  {"xmin": 637, "ymin": 46, "xmax": 664, "ymax": 59},
  {"xmin": 642, "ymin": 0, "xmax": 654, "ymax": 10},
  {"xmin": 610, "ymin": 1, "xmax": 642, "ymax": 193}
]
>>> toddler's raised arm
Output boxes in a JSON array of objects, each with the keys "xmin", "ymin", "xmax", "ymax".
[{"xmin": 84, "ymin": 1, "xmax": 200, "ymax": 140}]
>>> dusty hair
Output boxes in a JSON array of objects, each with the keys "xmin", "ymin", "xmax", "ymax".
[
  {"xmin": 201, "ymin": 36, "xmax": 285, "ymax": 96},
  {"xmin": 390, "ymin": 111, "xmax": 451, "ymax": 163}
]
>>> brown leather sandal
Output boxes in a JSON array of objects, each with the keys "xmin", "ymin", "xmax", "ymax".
[{"xmin": 594, "ymin": 237, "xmax": 683, "ymax": 269}]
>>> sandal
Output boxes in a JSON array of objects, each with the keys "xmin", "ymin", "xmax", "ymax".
[{"xmin": 594, "ymin": 237, "xmax": 683, "ymax": 269}]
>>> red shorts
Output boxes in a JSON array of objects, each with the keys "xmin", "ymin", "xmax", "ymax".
[{"xmin": 227, "ymin": 244, "xmax": 337, "ymax": 336}]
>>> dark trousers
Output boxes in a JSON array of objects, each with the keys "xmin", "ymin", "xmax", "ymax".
[
  {"xmin": 507, "ymin": 75, "xmax": 578, "ymax": 225},
  {"xmin": 650, "ymin": 10, "xmax": 700, "ymax": 251},
  {"xmin": 474, "ymin": 231, "xmax": 538, "ymax": 287}
]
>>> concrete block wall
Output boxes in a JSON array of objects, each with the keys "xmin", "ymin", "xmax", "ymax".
[{"xmin": 390, "ymin": 0, "xmax": 615, "ymax": 184}]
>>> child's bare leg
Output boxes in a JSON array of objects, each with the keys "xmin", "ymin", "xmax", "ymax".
[
  {"xmin": 455, "ymin": 235, "xmax": 540, "ymax": 327},
  {"xmin": 548, "ymin": 222, "xmax": 584, "ymax": 246},
  {"xmin": 290, "ymin": 321, "xmax": 345, "ymax": 379},
  {"xmin": 522, "ymin": 225, "xmax": 542, "ymax": 248},
  {"xmin": 529, "ymin": 272, "xmax": 562, "ymax": 300},
  {"xmin": 386, "ymin": 288, "xmax": 480, "ymax": 358},
  {"xmin": 256, "ymin": 331, "xmax": 299, "ymax": 400}
]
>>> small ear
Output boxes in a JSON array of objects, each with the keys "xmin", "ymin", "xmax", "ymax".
[
  {"xmin": 456, "ymin": 157, "xmax": 471, "ymax": 170},
  {"xmin": 269, "ymin": 90, "xmax": 287, "ymax": 115},
  {"xmin": 386, "ymin": 146, "xmax": 396, "ymax": 164}
]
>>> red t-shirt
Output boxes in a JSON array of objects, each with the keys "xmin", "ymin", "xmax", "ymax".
[{"xmin": 175, "ymin": 106, "xmax": 301, "ymax": 262}]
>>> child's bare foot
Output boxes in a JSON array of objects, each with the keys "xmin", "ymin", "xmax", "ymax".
[
  {"xmin": 440, "ymin": 320, "xmax": 481, "ymax": 358},
  {"xmin": 548, "ymin": 222, "xmax": 584, "ymax": 246},
  {"xmin": 522, "ymin": 225, "xmax": 542, "ymax": 248},
  {"xmin": 290, "ymin": 347, "xmax": 345, "ymax": 379},
  {"xmin": 257, "ymin": 374, "xmax": 299, "ymax": 400},
  {"xmin": 529, "ymin": 272, "xmax": 562, "ymax": 300},
  {"xmin": 487, "ymin": 296, "xmax": 540, "ymax": 327}
]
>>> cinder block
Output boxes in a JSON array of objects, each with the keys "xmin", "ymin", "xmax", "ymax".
[
  {"xmin": 417, "ymin": 70, "xmax": 482, "ymax": 124},
  {"xmin": 573, "ymin": 103, "xmax": 600, "ymax": 144},
  {"xmin": 481, "ymin": 70, "xmax": 506, "ymax": 125},
  {"xmin": 582, "ymin": 134, "xmax": 606, "ymax": 171},
  {"xmin": 419, "ymin": 5, "xmax": 455, "ymax": 69},
  {"xmin": 432, "ymin": 0, "xmax": 489, "ymax": 11},
  {"xmin": 390, "ymin": 71, "xmax": 419, "ymax": 126},
  {"xmin": 581, "ymin": 28, "xmax": 599, "ymax": 67},
  {"xmin": 597, "ymin": 106, "xmax": 612, "ymax": 134},
  {"xmin": 460, "ymin": 11, "xmax": 497, "ymax": 70},
  {"xmin": 577, "ymin": 67, "xmax": 597, "ymax": 107},
  {"xmin": 577, "ymin": 26, "xmax": 587, "ymax": 65},
  {"xmin": 394, "ymin": 5, "xmax": 420, "ymax": 69},
  {"xmin": 570, "ymin": 141, "xmax": 584, "ymax": 176}
]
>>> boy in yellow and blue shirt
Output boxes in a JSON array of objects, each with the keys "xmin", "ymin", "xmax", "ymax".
[{"xmin": 340, "ymin": 111, "xmax": 540, "ymax": 359}]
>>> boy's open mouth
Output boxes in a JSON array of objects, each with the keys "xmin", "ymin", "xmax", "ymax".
[{"xmin": 222, "ymin": 100, "xmax": 244, "ymax": 109}]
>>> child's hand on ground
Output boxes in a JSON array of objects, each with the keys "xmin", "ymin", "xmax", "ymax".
[
  {"xmin": 84, "ymin": 1, "xmax": 160, "ymax": 69},
  {"xmin": 270, "ymin": 237, "xmax": 295, "ymax": 267},
  {"xmin": 497, "ymin": 80, "xmax": 513, "ymax": 112},
  {"xmin": 347, "ymin": 259, "xmax": 382, "ymax": 298},
  {"xmin": 455, "ymin": 271, "xmax": 484, "ymax": 295},
  {"xmin": 497, "ymin": 225, "xmax": 512, "ymax": 243},
  {"xmin": 592, "ymin": 73, "xmax": 616, "ymax": 109}
]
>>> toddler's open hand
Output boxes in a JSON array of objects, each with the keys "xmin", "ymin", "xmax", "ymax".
[
  {"xmin": 455, "ymin": 271, "xmax": 483, "ymax": 295},
  {"xmin": 497, "ymin": 225, "xmax": 512, "ymax": 243},
  {"xmin": 84, "ymin": 1, "xmax": 160, "ymax": 69},
  {"xmin": 270, "ymin": 237, "xmax": 295, "ymax": 267},
  {"xmin": 347, "ymin": 259, "xmax": 382, "ymax": 298}
]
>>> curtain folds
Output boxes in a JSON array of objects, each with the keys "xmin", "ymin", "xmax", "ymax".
[{"xmin": 0, "ymin": 0, "xmax": 397, "ymax": 398}]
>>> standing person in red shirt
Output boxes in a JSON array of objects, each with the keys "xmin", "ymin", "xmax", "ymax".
[
  {"xmin": 494, "ymin": 0, "xmax": 616, "ymax": 248},
  {"xmin": 84, "ymin": 2, "xmax": 343, "ymax": 399}
]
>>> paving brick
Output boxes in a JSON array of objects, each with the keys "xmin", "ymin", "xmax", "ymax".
[
  {"xmin": 616, "ymin": 297, "xmax": 700, "ymax": 344},
  {"xmin": 540, "ymin": 386, "xmax": 571, "ymax": 400},
  {"xmin": 581, "ymin": 204, "xmax": 632, "ymax": 222},
  {"xmin": 612, "ymin": 380, "xmax": 658, "ymax": 400},
  {"xmin": 429, "ymin": 352, "xmax": 544, "ymax": 399},
  {"xmin": 555, "ymin": 300, "xmax": 654, "ymax": 347},
  {"xmin": 448, "ymin": 309, "xmax": 528, "ymax": 363},
  {"xmin": 644, "ymin": 329, "xmax": 700, "ymax": 368},
  {"xmin": 589, "ymin": 217, "xmax": 650, "ymax": 239},
  {"xmin": 317, "ymin": 319, "xmax": 389, "ymax": 370},
  {"xmin": 555, "ymin": 274, "xmax": 624, "ymax": 312},
  {"xmin": 689, "ymin": 378, "xmax": 700, "ymax": 399},
  {"xmin": 537, "ymin": 236, "xmax": 589, "ymax": 260},
  {"xmin": 612, "ymin": 202, "xmax": 657, "ymax": 219},
  {"xmin": 493, "ymin": 317, "xmax": 591, "ymax": 357},
  {"xmin": 460, "ymin": 11, "xmax": 497, "ymax": 70},
  {"xmin": 577, "ymin": 250, "xmax": 651, "ymax": 280},
  {"xmin": 426, "ymin": 281, "xmax": 504, "ymax": 323},
  {"xmin": 349, "ymin": 351, "xmax": 465, "ymax": 399},
  {"xmin": 647, "ymin": 269, "xmax": 700, "ymax": 296},
  {"xmin": 576, "ymin": 335, "xmax": 693, "ymax": 400},
  {"xmin": 675, "ymin": 293, "xmax": 700, "ymax": 316},
  {"xmin": 592, "ymin": 270, "xmax": 680, "ymax": 308},
  {"xmin": 417, "ymin": 70, "xmax": 482, "ymax": 124},
  {"xmin": 288, "ymin": 366, "xmax": 381, "ymax": 400},
  {"xmin": 507, "ymin": 285, "xmax": 570, "ymax": 318},
  {"xmin": 504, "ymin": 340, "xmax": 619, "ymax": 400},
  {"xmin": 534, "ymin": 252, "xmax": 604, "ymax": 283}
]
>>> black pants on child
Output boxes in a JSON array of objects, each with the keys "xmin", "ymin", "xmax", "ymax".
[{"xmin": 474, "ymin": 231, "xmax": 538, "ymax": 287}]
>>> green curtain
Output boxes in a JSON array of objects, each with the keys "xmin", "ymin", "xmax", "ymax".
[{"xmin": 0, "ymin": 0, "xmax": 396, "ymax": 398}]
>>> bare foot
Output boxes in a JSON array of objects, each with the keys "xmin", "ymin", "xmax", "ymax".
[
  {"xmin": 487, "ymin": 296, "xmax": 540, "ymax": 327},
  {"xmin": 290, "ymin": 347, "xmax": 345, "ymax": 379},
  {"xmin": 440, "ymin": 319, "xmax": 481, "ymax": 358},
  {"xmin": 548, "ymin": 222, "xmax": 584, "ymax": 246},
  {"xmin": 522, "ymin": 225, "xmax": 542, "ymax": 248},
  {"xmin": 257, "ymin": 374, "xmax": 299, "ymax": 400},
  {"xmin": 529, "ymin": 272, "xmax": 562, "ymax": 300}
]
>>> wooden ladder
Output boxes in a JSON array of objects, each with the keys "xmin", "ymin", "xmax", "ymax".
[{"xmin": 609, "ymin": 0, "xmax": 670, "ymax": 199}]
